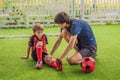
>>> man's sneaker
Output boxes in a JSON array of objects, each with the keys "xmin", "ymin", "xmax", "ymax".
[
  {"xmin": 36, "ymin": 61, "xmax": 43, "ymax": 69},
  {"xmin": 56, "ymin": 58, "xmax": 62, "ymax": 71}
]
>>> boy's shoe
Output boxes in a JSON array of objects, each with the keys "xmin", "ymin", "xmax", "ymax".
[
  {"xmin": 56, "ymin": 58, "xmax": 62, "ymax": 71},
  {"xmin": 36, "ymin": 61, "xmax": 43, "ymax": 69}
]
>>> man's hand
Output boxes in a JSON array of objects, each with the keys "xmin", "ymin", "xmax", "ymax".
[
  {"xmin": 56, "ymin": 58, "xmax": 62, "ymax": 71},
  {"xmin": 21, "ymin": 56, "xmax": 29, "ymax": 59},
  {"xmin": 46, "ymin": 55, "xmax": 52, "ymax": 61}
]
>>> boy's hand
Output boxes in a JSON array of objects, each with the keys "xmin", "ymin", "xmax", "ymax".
[{"xmin": 21, "ymin": 56, "xmax": 29, "ymax": 59}]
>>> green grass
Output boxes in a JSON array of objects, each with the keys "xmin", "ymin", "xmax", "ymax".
[
  {"xmin": 0, "ymin": 26, "xmax": 60, "ymax": 36},
  {"xmin": 0, "ymin": 24, "xmax": 120, "ymax": 80}
]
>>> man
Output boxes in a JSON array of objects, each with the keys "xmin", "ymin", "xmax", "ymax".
[{"xmin": 50, "ymin": 12, "xmax": 97, "ymax": 71}]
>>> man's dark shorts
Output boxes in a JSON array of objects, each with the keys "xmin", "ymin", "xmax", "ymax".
[
  {"xmin": 31, "ymin": 48, "xmax": 48, "ymax": 64},
  {"xmin": 76, "ymin": 43, "xmax": 97, "ymax": 58}
]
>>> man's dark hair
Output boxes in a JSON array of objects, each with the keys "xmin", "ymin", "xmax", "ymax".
[{"xmin": 54, "ymin": 12, "xmax": 71, "ymax": 24}]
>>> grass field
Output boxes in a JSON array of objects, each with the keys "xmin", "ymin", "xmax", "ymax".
[{"xmin": 0, "ymin": 24, "xmax": 120, "ymax": 80}]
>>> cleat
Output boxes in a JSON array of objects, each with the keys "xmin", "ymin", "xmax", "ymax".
[{"xmin": 36, "ymin": 61, "xmax": 43, "ymax": 69}]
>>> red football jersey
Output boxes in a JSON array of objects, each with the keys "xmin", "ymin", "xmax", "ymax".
[{"xmin": 28, "ymin": 34, "xmax": 48, "ymax": 52}]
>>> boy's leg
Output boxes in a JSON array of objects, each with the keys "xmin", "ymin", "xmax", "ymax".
[
  {"xmin": 44, "ymin": 55, "xmax": 57, "ymax": 69},
  {"xmin": 36, "ymin": 46, "xmax": 42, "ymax": 61},
  {"xmin": 31, "ymin": 49, "xmax": 38, "ymax": 62},
  {"xmin": 36, "ymin": 42, "xmax": 43, "ymax": 69},
  {"xmin": 50, "ymin": 60, "xmax": 57, "ymax": 68},
  {"xmin": 67, "ymin": 52, "xmax": 82, "ymax": 65},
  {"xmin": 44, "ymin": 55, "xmax": 62, "ymax": 71},
  {"xmin": 61, "ymin": 29, "xmax": 79, "ymax": 51}
]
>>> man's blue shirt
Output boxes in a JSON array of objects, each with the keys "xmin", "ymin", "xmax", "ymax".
[{"xmin": 66, "ymin": 19, "xmax": 97, "ymax": 46}]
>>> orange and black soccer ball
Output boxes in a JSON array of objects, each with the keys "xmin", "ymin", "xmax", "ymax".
[{"xmin": 80, "ymin": 57, "xmax": 96, "ymax": 73}]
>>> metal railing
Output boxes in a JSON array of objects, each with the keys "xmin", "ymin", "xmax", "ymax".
[{"xmin": 0, "ymin": 0, "xmax": 120, "ymax": 28}]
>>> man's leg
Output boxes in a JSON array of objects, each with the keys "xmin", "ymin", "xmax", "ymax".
[
  {"xmin": 61, "ymin": 29, "xmax": 82, "ymax": 65},
  {"xmin": 67, "ymin": 46, "xmax": 97, "ymax": 65},
  {"xmin": 61, "ymin": 29, "xmax": 79, "ymax": 52},
  {"xmin": 67, "ymin": 52, "xmax": 82, "ymax": 65},
  {"xmin": 61, "ymin": 29, "xmax": 71, "ymax": 42},
  {"xmin": 44, "ymin": 55, "xmax": 57, "ymax": 69}
]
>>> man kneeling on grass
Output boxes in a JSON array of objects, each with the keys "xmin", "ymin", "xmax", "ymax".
[{"xmin": 49, "ymin": 12, "xmax": 97, "ymax": 71}]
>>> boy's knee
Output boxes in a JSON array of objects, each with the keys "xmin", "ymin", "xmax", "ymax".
[{"xmin": 36, "ymin": 41, "xmax": 43, "ymax": 47}]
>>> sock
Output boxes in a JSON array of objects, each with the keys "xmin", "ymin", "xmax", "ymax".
[
  {"xmin": 36, "ymin": 46, "xmax": 42, "ymax": 61},
  {"xmin": 42, "ymin": 36, "xmax": 47, "ymax": 52},
  {"xmin": 50, "ymin": 60, "xmax": 57, "ymax": 68}
]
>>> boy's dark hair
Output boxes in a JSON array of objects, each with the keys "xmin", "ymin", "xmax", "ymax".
[
  {"xmin": 32, "ymin": 23, "xmax": 44, "ymax": 33},
  {"xmin": 54, "ymin": 12, "xmax": 71, "ymax": 24}
]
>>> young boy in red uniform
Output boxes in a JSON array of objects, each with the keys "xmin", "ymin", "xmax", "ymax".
[{"xmin": 21, "ymin": 23, "xmax": 57, "ymax": 69}]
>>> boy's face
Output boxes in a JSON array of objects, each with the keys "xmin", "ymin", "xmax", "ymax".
[
  {"xmin": 57, "ymin": 22, "xmax": 67, "ymax": 28},
  {"xmin": 34, "ymin": 30, "xmax": 43, "ymax": 37}
]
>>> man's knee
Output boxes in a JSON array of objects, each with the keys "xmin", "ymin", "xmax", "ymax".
[
  {"xmin": 61, "ymin": 29, "xmax": 70, "ymax": 37},
  {"xmin": 67, "ymin": 57, "xmax": 75, "ymax": 64},
  {"xmin": 61, "ymin": 29, "xmax": 71, "ymax": 43},
  {"xmin": 67, "ymin": 56, "xmax": 82, "ymax": 65},
  {"xmin": 61, "ymin": 29, "xmax": 66, "ymax": 37}
]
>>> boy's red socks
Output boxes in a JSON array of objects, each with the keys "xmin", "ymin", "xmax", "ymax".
[
  {"xmin": 36, "ymin": 46, "xmax": 42, "ymax": 61},
  {"xmin": 50, "ymin": 60, "xmax": 57, "ymax": 68}
]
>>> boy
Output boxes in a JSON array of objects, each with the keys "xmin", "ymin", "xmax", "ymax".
[
  {"xmin": 50, "ymin": 12, "xmax": 97, "ymax": 71},
  {"xmin": 21, "ymin": 23, "xmax": 57, "ymax": 69}
]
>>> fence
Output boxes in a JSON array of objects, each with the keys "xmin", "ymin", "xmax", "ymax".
[{"xmin": 0, "ymin": 0, "xmax": 120, "ymax": 28}]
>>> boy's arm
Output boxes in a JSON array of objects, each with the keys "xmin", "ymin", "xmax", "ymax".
[
  {"xmin": 21, "ymin": 35, "xmax": 33, "ymax": 59},
  {"xmin": 59, "ymin": 35, "xmax": 77, "ymax": 60},
  {"xmin": 21, "ymin": 46, "xmax": 31, "ymax": 59},
  {"xmin": 50, "ymin": 33, "xmax": 63, "ymax": 56}
]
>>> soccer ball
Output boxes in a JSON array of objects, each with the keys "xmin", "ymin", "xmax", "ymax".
[{"xmin": 80, "ymin": 57, "xmax": 96, "ymax": 73}]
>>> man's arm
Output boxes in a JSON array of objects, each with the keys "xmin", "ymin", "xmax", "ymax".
[
  {"xmin": 59, "ymin": 35, "xmax": 77, "ymax": 60},
  {"xmin": 50, "ymin": 33, "xmax": 63, "ymax": 56}
]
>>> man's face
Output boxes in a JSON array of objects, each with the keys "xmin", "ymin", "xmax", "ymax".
[{"xmin": 57, "ymin": 22, "xmax": 67, "ymax": 28}]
